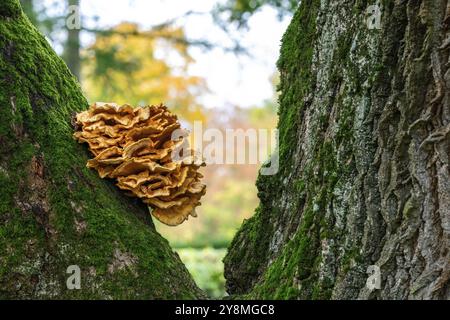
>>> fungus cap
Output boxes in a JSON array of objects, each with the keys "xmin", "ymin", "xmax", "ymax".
[{"xmin": 74, "ymin": 102, "xmax": 206, "ymax": 226}]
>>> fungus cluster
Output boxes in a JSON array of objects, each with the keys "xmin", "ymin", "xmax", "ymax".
[{"xmin": 73, "ymin": 102, "xmax": 206, "ymax": 226}]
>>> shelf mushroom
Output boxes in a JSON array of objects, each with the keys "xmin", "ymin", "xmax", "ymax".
[{"xmin": 74, "ymin": 102, "xmax": 206, "ymax": 226}]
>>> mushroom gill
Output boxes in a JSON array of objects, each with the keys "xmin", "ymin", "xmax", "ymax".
[{"xmin": 73, "ymin": 102, "xmax": 206, "ymax": 226}]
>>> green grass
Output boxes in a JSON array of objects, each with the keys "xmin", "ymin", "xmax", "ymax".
[{"xmin": 177, "ymin": 248, "xmax": 227, "ymax": 298}]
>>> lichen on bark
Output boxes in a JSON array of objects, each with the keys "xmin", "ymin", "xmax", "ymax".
[
  {"xmin": 0, "ymin": 0, "xmax": 203, "ymax": 299},
  {"xmin": 224, "ymin": 0, "xmax": 450, "ymax": 299}
]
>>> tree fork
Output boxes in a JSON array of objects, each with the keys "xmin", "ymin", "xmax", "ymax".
[{"xmin": 0, "ymin": 0, "xmax": 203, "ymax": 299}]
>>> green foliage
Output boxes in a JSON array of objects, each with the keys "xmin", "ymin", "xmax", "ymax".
[
  {"xmin": 177, "ymin": 248, "xmax": 227, "ymax": 298},
  {"xmin": 215, "ymin": 0, "xmax": 298, "ymax": 27},
  {"xmin": 82, "ymin": 23, "xmax": 207, "ymax": 123}
]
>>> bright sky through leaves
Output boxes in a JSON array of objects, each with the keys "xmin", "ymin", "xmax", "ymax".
[{"xmin": 76, "ymin": 0, "xmax": 291, "ymax": 108}]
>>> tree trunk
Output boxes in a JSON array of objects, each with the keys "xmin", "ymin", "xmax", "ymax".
[
  {"xmin": 64, "ymin": 0, "xmax": 81, "ymax": 80},
  {"xmin": 225, "ymin": 0, "xmax": 449, "ymax": 299},
  {"xmin": 19, "ymin": 0, "xmax": 37, "ymax": 26},
  {"xmin": 0, "ymin": 0, "xmax": 203, "ymax": 299}
]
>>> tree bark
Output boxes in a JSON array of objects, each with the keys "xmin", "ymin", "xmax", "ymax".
[
  {"xmin": 64, "ymin": 0, "xmax": 81, "ymax": 80},
  {"xmin": 0, "ymin": 0, "xmax": 203, "ymax": 299},
  {"xmin": 225, "ymin": 0, "xmax": 450, "ymax": 299},
  {"xmin": 19, "ymin": 0, "xmax": 37, "ymax": 26}
]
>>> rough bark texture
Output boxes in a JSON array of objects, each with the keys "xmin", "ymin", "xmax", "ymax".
[
  {"xmin": 225, "ymin": 0, "xmax": 450, "ymax": 299},
  {"xmin": 0, "ymin": 0, "xmax": 203, "ymax": 299}
]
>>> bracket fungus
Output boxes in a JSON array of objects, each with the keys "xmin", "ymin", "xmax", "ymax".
[{"xmin": 74, "ymin": 102, "xmax": 206, "ymax": 226}]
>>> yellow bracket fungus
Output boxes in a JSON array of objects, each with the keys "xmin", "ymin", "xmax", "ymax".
[{"xmin": 74, "ymin": 102, "xmax": 206, "ymax": 226}]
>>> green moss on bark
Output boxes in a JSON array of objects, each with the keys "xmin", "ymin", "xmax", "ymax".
[
  {"xmin": 224, "ymin": 0, "xmax": 322, "ymax": 298},
  {"xmin": 0, "ymin": 1, "xmax": 203, "ymax": 299},
  {"xmin": 224, "ymin": 0, "xmax": 383, "ymax": 300}
]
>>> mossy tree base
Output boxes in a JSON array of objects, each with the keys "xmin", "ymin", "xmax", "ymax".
[
  {"xmin": 225, "ymin": 0, "xmax": 449, "ymax": 299},
  {"xmin": 0, "ymin": 0, "xmax": 203, "ymax": 299}
]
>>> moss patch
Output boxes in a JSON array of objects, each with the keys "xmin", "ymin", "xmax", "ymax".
[{"xmin": 0, "ymin": 1, "xmax": 203, "ymax": 299}]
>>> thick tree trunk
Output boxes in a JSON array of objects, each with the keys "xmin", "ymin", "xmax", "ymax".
[
  {"xmin": 0, "ymin": 0, "xmax": 203, "ymax": 299},
  {"xmin": 225, "ymin": 0, "xmax": 449, "ymax": 299}
]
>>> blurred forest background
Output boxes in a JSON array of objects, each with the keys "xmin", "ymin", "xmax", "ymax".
[{"xmin": 20, "ymin": 0, "xmax": 295, "ymax": 297}]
